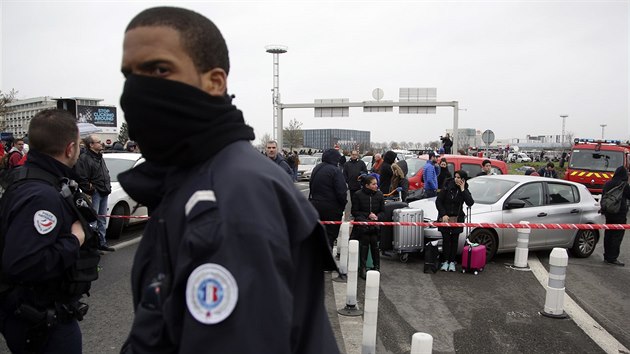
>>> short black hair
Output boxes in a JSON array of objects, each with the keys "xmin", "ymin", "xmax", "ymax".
[
  {"xmin": 28, "ymin": 109, "xmax": 78, "ymax": 156},
  {"xmin": 126, "ymin": 7, "xmax": 230, "ymax": 75},
  {"xmin": 547, "ymin": 162, "xmax": 555, "ymax": 168},
  {"xmin": 482, "ymin": 159, "xmax": 491, "ymax": 166}
]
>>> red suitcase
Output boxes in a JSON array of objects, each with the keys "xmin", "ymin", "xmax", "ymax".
[{"xmin": 461, "ymin": 243, "xmax": 486, "ymax": 275}]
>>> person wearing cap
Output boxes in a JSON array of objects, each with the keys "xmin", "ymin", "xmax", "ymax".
[
  {"xmin": 423, "ymin": 151, "xmax": 439, "ymax": 198},
  {"xmin": 126, "ymin": 140, "xmax": 139, "ymax": 153}
]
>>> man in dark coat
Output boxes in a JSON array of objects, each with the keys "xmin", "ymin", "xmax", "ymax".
[
  {"xmin": 310, "ymin": 148, "xmax": 348, "ymax": 247},
  {"xmin": 601, "ymin": 165, "xmax": 630, "ymax": 266},
  {"xmin": 343, "ymin": 150, "xmax": 367, "ymax": 198},
  {"xmin": 266, "ymin": 140, "xmax": 293, "ymax": 177},
  {"xmin": 117, "ymin": 7, "xmax": 339, "ymax": 353}
]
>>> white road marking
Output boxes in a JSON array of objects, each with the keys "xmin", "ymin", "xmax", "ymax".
[
  {"xmin": 112, "ymin": 236, "xmax": 142, "ymax": 250},
  {"xmin": 529, "ymin": 255, "xmax": 629, "ymax": 354}
]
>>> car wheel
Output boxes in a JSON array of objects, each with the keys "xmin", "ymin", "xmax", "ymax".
[
  {"xmin": 469, "ymin": 229, "xmax": 498, "ymax": 261},
  {"xmin": 571, "ymin": 229, "xmax": 598, "ymax": 258},
  {"xmin": 106, "ymin": 203, "xmax": 128, "ymax": 240}
]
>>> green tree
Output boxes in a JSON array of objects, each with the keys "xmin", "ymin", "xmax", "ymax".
[
  {"xmin": 0, "ymin": 89, "xmax": 18, "ymax": 131},
  {"xmin": 283, "ymin": 118, "xmax": 303, "ymax": 152},
  {"xmin": 118, "ymin": 122, "xmax": 129, "ymax": 143}
]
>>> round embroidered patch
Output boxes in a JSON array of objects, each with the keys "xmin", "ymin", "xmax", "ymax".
[
  {"xmin": 33, "ymin": 210, "xmax": 57, "ymax": 235},
  {"xmin": 186, "ymin": 263, "xmax": 238, "ymax": 325}
]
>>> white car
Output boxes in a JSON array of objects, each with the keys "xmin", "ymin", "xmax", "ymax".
[
  {"xmin": 297, "ymin": 155, "xmax": 321, "ymax": 181},
  {"xmin": 103, "ymin": 153, "xmax": 148, "ymax": 239},
  {"xmin": 508, "ymin": 153, "xmax": 532, "ymax": 163},
  {"xmin": 409, "ymin": 175, "xmax": 603, "ymax": 260}
]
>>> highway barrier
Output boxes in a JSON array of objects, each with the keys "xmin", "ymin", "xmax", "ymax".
[
  {"xmin": 541, "ymin": 248, "xmax": 569, "ymax": 319},
  {"xmin": 513, "ymin": 221, "xmax": 531, "ymax": 268},
  {"xmin": 410, "ymin": 332, "xmax": 433, "ymax": 354},
  {"xmin": 333, "ymin": 222, "xmax": 350, "ymax": 283},
  {"xmin": 362, "ymin": 270, "xmax": 380, "ymax": 354}
]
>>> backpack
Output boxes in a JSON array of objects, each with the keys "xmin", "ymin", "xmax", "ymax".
[{"xmin": 600, "ymin": 182, "xmax": 625, "ymax": 214}]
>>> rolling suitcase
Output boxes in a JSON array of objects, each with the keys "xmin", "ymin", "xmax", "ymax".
[
  {"xmin": 391, "ymin": 208, "xmax": 424, "ymax": 263},
  {"xmin": 461, "ymin": 206, "xmax": 486, "ymax": 274},
  {"xmin": 379, "ymin": 201, "xmax": 408, "ymax": 251}
]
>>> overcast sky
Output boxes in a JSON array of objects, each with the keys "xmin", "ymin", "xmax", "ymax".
[{"xmin": 2, "ymin": 0, "xmax": 628, "ymax": 145}]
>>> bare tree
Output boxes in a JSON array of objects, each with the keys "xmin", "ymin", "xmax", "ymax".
[
  {"xmin": 0, "ymin": 89, "xmax": 18, "ymax": 131},
  {"xmin": 390, "ymin": 141, "xmax": 399, "ymax": 150},
  {"xmin": 258, "ymin": 132, "xmax": 273, "ymax": 150},
  {"xmin": 283, "ymin": 118, "xmax": 303, "ymax": 152},
  {"xmin": 429, "ymin": 140, "xmax": 440, "ymax": 150},
  {"xmin": 564, "ymin": 131, "xmax": 574, "ymax": 145}
]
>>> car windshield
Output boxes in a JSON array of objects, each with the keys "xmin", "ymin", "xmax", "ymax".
[
  {"xmin": 467, "ymin": 178, "xmax": 518, "ymax": 204},
  {"xmin": 569, "ymin": 149, "xmax": 623, "ymax": 172},
  {"xmin": 104, "ymin": 158, "xmax": 137, "ymax": 182},
  {"xmin": 300, "ymin": 157, "xmax": 318, "ymax": 165},
  {"xmin": 406, "ymin": 158, "xmax": 427, "ymax": 177}
]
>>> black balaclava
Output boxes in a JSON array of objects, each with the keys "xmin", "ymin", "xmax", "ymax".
[{"xmin": 120, "ymin": 74, "xmax": 255, "ymax": 167}]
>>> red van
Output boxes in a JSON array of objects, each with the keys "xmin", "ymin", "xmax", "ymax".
[{"xmin": 407, "ymin": 154, "xmax": 508, "ymax": 191}]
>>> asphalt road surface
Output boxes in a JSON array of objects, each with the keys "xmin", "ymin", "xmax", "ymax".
[{"xmin": 1, "ymin": 183, "xmax": 628, "ymax": 353}]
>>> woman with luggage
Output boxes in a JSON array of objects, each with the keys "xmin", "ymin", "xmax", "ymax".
[
  {"xmin": 352, "ymin": 175, "xmax": 385, "ymax": 279},
  {"xmin": 436, "ymin": 170, "xmax": 474, "ymax": 272}
]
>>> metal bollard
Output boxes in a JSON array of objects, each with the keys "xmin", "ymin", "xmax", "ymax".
[
  {"xmin": 338, "ymin": 240, "xmax": 363, "ymax": 316},
  {"xmin": 513, "ymin": 221, "xmax": 530, "ymax": 268},
  {"xmin": 541, "ymin": 247, "xmax": 569, "ymax": 318},
  {"xmin": 410, "ymin": 332, "xmax": 433, "ymax": 354},
  {"xmin": 361, "ymin": 270, "xmax": 380, "ymax": 354},
  {"xmin": 333, "ymin": 222, "xmax": 350, "ymax": 283}
]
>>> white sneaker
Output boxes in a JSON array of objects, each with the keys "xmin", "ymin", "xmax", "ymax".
[
  {"xmin": 440, "ymin": 262, "xmax": 449, "ymax": 271},
  {"xmin": 448, "ymin": 262, "xmax": 456, "ymax": 272}
]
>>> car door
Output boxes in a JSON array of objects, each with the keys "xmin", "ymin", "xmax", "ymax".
[
  {"xmin": 543, "ymin": 182, "xmax": 581, "ymax": 247},
  {"xmin": 502, "ymin": 182, "xmax": 546, "ymax": 250}
]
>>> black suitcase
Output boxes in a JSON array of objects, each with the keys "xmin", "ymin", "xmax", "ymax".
[
  {"xmin": 424, "ymin": 241, "xmax": 440, "ymax": 273},
  {"xmin": 379, "ymin": 201, "xmax": 408, "ymax": 251}
]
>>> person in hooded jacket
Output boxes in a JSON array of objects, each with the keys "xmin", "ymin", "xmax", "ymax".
[
  {"xmin": 436, "ymin": 170, "xmax": 474, "ymax": 272},
  {"xmin": 378, "ymin": 151, "xmax": 397, "ymax": 195},
  {"xmin": 437, "ymin": 157, "xmax": 451, "ymax": 190},
  {"xmin": 352, "ymin": 175, "xmax": 385, "ymax": 279},
  {"xmin": 310, "ymin": 148, "xmax": 348, "ymax": 248},
  {"xmin": 601, "ymin": 165, "xmax": 630, "ymax": 266}
]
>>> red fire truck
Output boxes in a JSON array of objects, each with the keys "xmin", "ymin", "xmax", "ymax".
[{"xmin": 565, "ymin": 138, "xmax": 630, "ymax": 194}]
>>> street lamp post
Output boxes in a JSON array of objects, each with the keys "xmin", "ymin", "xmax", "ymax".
[
  {"xmin": 600, "ymin": 124, "xmax": 607, "ymax": 139},
  {"xmin": 560, "ymin": 114, "xmax": 568, "ymax": 145},
  {"xmin": 266, "ymin": 45, "xmax": 288, "ymax": 150}
]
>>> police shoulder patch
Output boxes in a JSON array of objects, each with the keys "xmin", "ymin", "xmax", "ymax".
[
  {"xmin": 186, "ymin": 263, "xmax": 238, "ymax": 325},
  {"xmin": 33, "ymin": 210, "xmax": 57, "ymax": 235}
]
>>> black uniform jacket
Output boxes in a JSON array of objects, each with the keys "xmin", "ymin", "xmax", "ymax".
[
  {"xmin": 0, "ymin": 151, "xmax": 81, "ymax": 293},
  {"xmin": 351, "ymin": 187, "xmax": 385, "ymax": 236},
  {"xmin": 119, "ymin": 141, "xmax": 339, "ymax": 354}
]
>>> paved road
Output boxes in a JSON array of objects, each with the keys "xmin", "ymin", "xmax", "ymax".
[{"xmin": 1, "ymin": 182, "xmax": 628, "ymax": 353}]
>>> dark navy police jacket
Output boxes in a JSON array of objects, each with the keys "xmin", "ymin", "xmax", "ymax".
[{"xmin": 119, "ymin": 141, "xmax": 339, "ymax": 354}]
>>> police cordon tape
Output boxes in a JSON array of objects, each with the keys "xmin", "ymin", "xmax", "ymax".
[
  {"xmin": 320, "ymin": 220, "xmax": 630, "ymax": 230},
  {"xmin": 100, "ymin": 214, "xmax": 630, "ymax": 230}
]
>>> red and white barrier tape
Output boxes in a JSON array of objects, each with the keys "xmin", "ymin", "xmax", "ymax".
[
  {"xmin": 100, "ymin": 214, "xmax": 629, "ymax": 230},
  {"xmin": 320, "ymin": 220, "xmax": 630, "ymax": 230}
]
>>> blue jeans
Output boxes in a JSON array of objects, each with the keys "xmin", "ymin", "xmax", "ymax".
[{"xmin": 91, "ymin": 191, "xmax": 109, "ymax": 246}]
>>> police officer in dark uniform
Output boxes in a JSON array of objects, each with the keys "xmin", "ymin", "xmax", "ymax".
[
  {"xmin": 0, "ymin": 109, "xmax": 99, "ymax": 354},
  {"xmin": 118, "ymin": 7, "xmax": 339, "ymax": 353}
]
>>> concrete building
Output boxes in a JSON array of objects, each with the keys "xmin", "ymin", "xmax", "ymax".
[
  {"xmin": 2, "ymin": 96, "xmax": 57, "ymax": 137},
  {"xmin": 2, "ymin": 96, "xmax": 118, "ymax": 140},
  {"xmin": 446, "ymin": 128, "xmax": 479, "ymax": 150},
  {"xmin": 303, "ymin": 129, "xmax": 370, "ymax": 152}
]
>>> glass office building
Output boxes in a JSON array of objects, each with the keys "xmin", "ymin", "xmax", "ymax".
[{"xmin": 303, "ymin": 129, "xmax": 370, "ymax": 152}]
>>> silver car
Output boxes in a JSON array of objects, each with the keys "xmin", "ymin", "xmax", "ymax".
[
  {"xmin": 409, "ymin": 175, "xmax": 603, "ymax": 260},
  {"xmin": 297, "ymin": 155, "xmax": 321, "ymax": 181}
]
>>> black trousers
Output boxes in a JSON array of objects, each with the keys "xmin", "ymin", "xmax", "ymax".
[
  {"xmin": 359, "ymin": 230, "xmax": 380, "ymax": 271},
  {"xmin": 604, "ymin": 216, "xmax": 626, "ymax": 262},
  {"xmin": 441, "ymin": 229, "xmax": 461, "ymax": 263},
  {"xmin": 311, "ymin": 200, "xmax": 343, "ymax": 248}
]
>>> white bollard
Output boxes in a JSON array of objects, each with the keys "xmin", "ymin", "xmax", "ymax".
[
  {"xmin": 541, "ymin": 247, "xmax": 569, "ymax": 318},
  {"xmin": 410, "ymin": 333, "xmax": 433, "ymax": 354},
  {"xmin": 513, "ymin": 221, "xmax": 530, "ymax": 268},
  {"xmin": 338, "ymin": 240, "xmax": 362, "ymax": 316},
  {"xmin": 333, "ymin": 222, "xmax": 350, "ymax": 282},
  {"xmin": 361, "ymin": 270, "xmax": 380, "ymax": 354}
]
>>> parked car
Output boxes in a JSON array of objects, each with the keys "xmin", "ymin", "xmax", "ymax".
[
  {"xmin": 297, "ymin": 155, "xmax": 321, "ymax": 181},
  {"xmin": 361, "ymin": 155, "xmax": 374, "ymax": 171},
  {"xmin": 407, "ymin": 154, "xmax": 508, "ymax": 191},
  {"xmin": 408, "ymin": 175, "xmax": 603, "ymax": 260},
  {"xmin": 508, "ymin": 152, "xmax": 533, "ymax": 163},
  {"xmin": 103, "ymin": 153, "xmax": 148, "ymax": 239}
]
